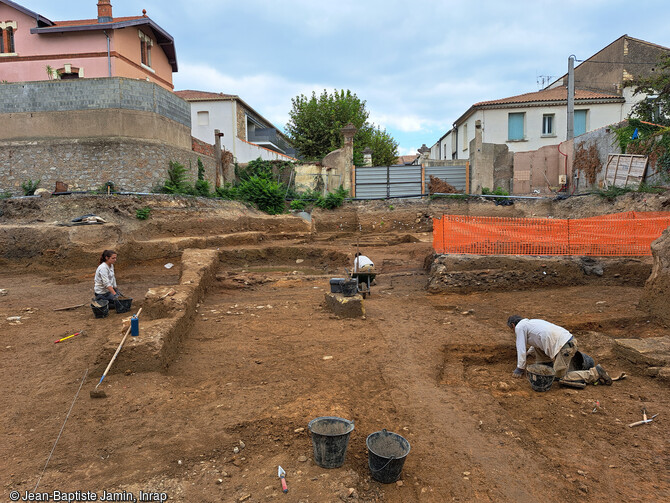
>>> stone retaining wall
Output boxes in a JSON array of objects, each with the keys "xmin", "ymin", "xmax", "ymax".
[
  {"xmin": 95, "ymin": 248, "xmax": 220, "ymax": 374},
  {"xmin": 0, "ymin": 137, "xmax": 217, "ymax": 195}
]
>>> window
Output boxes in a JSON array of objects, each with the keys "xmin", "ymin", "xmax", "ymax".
[
  {"xmin": 574, "ymin": 110, "xmax": 588, "ymax": 137},
  {"xmin": 443, "ymin": 144, "xmax": 447, "ymax": 159},
  {"xmin": 508, "ymin": 112, "xmax": 525, "ymax": 141},
  {"xmin": 138, "ymin": 30, "xmax": 153, "ymax": 68},
  {"xmin": 542, "ymin": 114, "xmax": 555, "ymax": 136},
  {"xmin": 462, "ymin": 123, "xmax": 468, "ymax": 150},
  {"xmin": 197, "ymin": 111, "xmax": 209, "ymax": 126},
  {"xmin": 0, "ymin": 21, "xmax": 17, "ymax": 55}
]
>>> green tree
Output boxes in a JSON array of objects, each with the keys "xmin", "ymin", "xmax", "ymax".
[
  {"xmin": 285, "ymin": 89, "xmax": 398, "ymax": 164},
  {"xmin": 355, "ymin": 125, "xmax": 400, "ymax": 166},
  {"xmin": 626, "ymin": 54, "xmax": 670, "ymax": 126}
]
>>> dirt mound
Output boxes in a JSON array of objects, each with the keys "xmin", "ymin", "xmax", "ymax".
[{"xmin": 428, "ymin": 175, "xmax": 460, "ymax": 194}]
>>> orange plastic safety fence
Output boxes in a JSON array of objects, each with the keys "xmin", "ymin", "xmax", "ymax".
[{"xmin": 432, "ymin": 212, "xmax": 670, "ymax": 256}]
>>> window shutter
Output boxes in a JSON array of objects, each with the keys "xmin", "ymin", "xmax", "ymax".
[
  {"xmin": 508, "ymin": 113, "xmax": 524, "ymax": 141},
  {"xmin": 574, "ymin": 110, "xmax": 587, "ymax": 136}
]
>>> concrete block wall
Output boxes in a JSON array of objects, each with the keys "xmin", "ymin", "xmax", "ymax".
[
  {"xmin": 0, "ymin": 78, "xmax": 190, "ymax": 127},
  {"xmin": 0, "ymin": 137, "xmax": 217, "ymax": 195}
]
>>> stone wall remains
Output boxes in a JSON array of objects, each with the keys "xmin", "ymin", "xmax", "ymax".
[{"xmin": 0, "ymin": 137, "xmax": 217, "ymax": 194}]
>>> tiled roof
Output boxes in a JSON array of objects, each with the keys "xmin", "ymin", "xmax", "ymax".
[
  {"xmin": 52, "ymin": 16, "xmax": 145, "ymax": 27},
  {"xmin": 396, "ymin": 155, "xmax": 419, "ymax": 165},
  {"xmin": 174, "ymin": 90, "xmax": 237, "ymax": 101},
  {"xmin": 474, "ymin": 87, "xmax": 621, "ymax": 107}
]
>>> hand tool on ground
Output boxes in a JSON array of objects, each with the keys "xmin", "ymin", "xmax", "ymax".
[
  {"xmin": 158, "ymin": 288, "xmax": 176, "ymax": 300},
  {"xmin": 558, "ymin": 379, "xmax": 586, "ymax": 389},
  {"xmin": 628, "ymin": 407, "xmax": 659, "ymax": 427},
  {"xmin": 90, "ymin": 308, "xmax": 142, "ymax": 399},
  {"xmin": 278, "ymin": 466, "xmax": 288, "ymax": 493},
  {"xmin": 53, "ymin": 303, "xmax": 86, "ymax": 312},
  {"xmin": 54, "ymin": 331, "xmax": 83, "ymax": 344},
  {"xmin": 612, "ymin": 372, "xmax": 627, "ymax": 381}
]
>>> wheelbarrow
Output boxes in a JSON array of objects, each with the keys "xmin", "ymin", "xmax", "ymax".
[{"xmin": 351, "ymin": 271, "xmax": 375, "ymax": 299}]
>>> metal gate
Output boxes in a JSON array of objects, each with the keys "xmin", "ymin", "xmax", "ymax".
[{"xmin": 354, "ymin": 164, "xmax": 468, "ymax": 199}]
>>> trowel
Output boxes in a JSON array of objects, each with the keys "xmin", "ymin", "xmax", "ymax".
[{"xmin": 278, "ymin": 466, "xmax": 288, "ymax": 493}]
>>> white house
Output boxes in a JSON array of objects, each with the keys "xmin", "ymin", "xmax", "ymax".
[
  {"xmin": 431, "ymin": 35, "xmax": 670, "ymax": 161},
  {"xmin": 174, "ymin": 90, "xmax": 296, "ymax": 163},
  {"xmin": 434, "ymin": 87, "xmax": 626, "ymax": 160}
]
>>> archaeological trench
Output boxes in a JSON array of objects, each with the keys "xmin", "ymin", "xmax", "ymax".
[{"xmin": 0, "ymin": 192, "xmax": 668, "ymax": 502}]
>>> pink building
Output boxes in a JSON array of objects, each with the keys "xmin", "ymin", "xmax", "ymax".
[{"xmin": 0, "ymin": 0, "xmax": 177, "ymax": 89}]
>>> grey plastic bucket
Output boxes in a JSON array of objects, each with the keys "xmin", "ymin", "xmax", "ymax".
[
  {"xmin": 308, "ymin": 416, "xmax": 354, "ymax": 468},
  {"xmin": 366, "ymin": 429, "xmax": 411, "ymax": 483},
  {"xmin": 91, "ymin": 299, "xmax": 109, "ymax": 318},
  {"xmin": 527, "ymin": 363, "xmax": 555, "ymax": 392},
  {"xmin": 114, "ymin": 297, "xmax": 133, "ymax": 314}
]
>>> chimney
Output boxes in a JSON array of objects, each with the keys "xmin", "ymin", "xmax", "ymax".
[{"xmin": 97, "ymin": 0, "xmax": 113, "ymax": 23}]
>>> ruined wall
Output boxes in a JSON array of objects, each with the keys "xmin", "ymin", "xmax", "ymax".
[
  {"xmin": 469, "ymin": 138, "xmax": 513, "ymax": 194},
  {"xmin": 514, "ymin": 144, "xmax": 565, "ymax": 194},
  {"xmin": 0, "ymin": 137, "xmax": 217, "ymax": 194},
  {"xmin": 571, "ymin": 126, "xmax": 621, "ymax": 191}
]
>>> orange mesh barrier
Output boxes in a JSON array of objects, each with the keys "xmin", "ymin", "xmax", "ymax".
[{"xmin": 433, "ymin": 212, "xmax": 670, "ymax": 256}]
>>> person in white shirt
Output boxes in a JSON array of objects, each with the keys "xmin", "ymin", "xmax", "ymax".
[
  {"xmin": 507, "ymin": 315, "xmax": 612, "ymax": 385},
  {"xmin": 94, "ymin": 249, "xmax": 121, "ymax": 305},
  {"xmin": 353, "ymin": 253, "xmax": 375, "ymax": 273}
]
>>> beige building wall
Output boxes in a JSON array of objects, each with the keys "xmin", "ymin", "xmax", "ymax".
[{"xmin": 1, "ymin": 109, "xmax": 191, "ymax": 149}]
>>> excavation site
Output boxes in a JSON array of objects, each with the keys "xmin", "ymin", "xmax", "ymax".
[{"xmin": 1, "ymin": 193, "xmax": 668, "ymax": 503}]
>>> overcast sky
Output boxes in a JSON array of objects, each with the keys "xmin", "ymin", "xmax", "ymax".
[{"xmin": 23, "ymin": 0, "xmax": 670, "ymax": 156}]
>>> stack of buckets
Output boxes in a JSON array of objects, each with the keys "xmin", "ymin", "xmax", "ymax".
[{"xmin": 307, "ymin": 416, "xmax": 411, "ymax": 483}]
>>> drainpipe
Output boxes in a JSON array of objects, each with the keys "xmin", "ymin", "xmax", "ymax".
[{"xmin": 103, "ymin": 31, "xmax": 111, "ymax": 77}]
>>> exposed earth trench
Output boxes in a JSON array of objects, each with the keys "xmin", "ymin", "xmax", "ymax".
[{"xmin": 0, "ymin": 194, "xmax": 668, "ymax": 503}]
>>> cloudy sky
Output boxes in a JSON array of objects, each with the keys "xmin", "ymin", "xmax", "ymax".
[{"xmin": 23, "ymin": 0, "xmax": 670, "ymax": 155}]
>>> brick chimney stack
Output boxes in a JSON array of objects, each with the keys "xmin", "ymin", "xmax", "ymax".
[{"xmin": 97, "ymin": 0, "xmax": 113, "ymax": 23}]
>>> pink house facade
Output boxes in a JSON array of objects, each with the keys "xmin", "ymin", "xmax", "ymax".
[{"xmin": 0, "ymin": 0, "xmax": 177, "ymax": 90}]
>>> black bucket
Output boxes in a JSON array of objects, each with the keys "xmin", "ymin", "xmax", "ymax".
[
  {"xmin": 569, "ymin": 351, "xmax": 595, "ymax": 371},
  {"xmin": 366, "ymin": 429, "xmax": 411, "ymax": 483},
  {"xmin": 91, "ymin": 299, "xmax": 109, "ymax": 319},
  {"xmin": 527, "ymin": 363, "xmax": 555, "ymax": 392},
  {"xmin": 308, "ymin": 416, "xmax": 354, "ymax": 469},
  {"xmin": 341, "ymin": 279, "xmax": 358, "ymax": 297},
  {"xmin": 114, "ymin": 297, "xmax": 133, "ymax": 314}
]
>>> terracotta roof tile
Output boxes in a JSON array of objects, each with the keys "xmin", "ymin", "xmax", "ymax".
[
  {"xmin": 474, "ymin": 87, "xmax": 621, "ymax": 107},
  {"xmin": 396, "ymin": 155, "xmax": 419, "ymax": 164},
  {"xmin": 174, "ymin": 90, "xmax": 237, "ymax": 101}
]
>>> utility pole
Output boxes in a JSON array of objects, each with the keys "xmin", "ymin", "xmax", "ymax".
[
  {"xmin": 567, "ymin": 55, "xmax": 576, "ymax": 140},
  {"xmin": 214, "ymin": 129, "xmax": 224, "ymax": 187}
]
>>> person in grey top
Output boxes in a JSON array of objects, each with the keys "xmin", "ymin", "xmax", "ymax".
[{"xmin": 507, "ymin": 315, "xmax": 612, "ymax": 385}]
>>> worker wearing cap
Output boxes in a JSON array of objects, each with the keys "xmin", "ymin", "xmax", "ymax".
[{"xmin": 507, "ymin": 315, "xmax": 612, "ymax": 385}]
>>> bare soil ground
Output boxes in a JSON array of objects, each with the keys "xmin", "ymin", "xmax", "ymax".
[{"xmin": 1, "ymin": 195, "xmax": 669, "ymax": 503}]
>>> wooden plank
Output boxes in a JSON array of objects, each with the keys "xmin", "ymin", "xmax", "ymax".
[
  {"xmin": 624, "ymin": 155, "xmax": 634, "ymax": 187},
  {"xmin": 612, "ymin": 155, "xmax": 621, "ymax": 187}
]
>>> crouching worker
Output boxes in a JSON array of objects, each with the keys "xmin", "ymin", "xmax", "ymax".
[
  {"xmin": 507, "ymin": 315, "xmax": 612, "ymax": 386},
  {"xmin": 354, "ymin": 252, "xmax": 375, "ymax": 273},
  {"xmin": 94, "ymin": 249, "xmax": 121, "ymax": 306}
]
